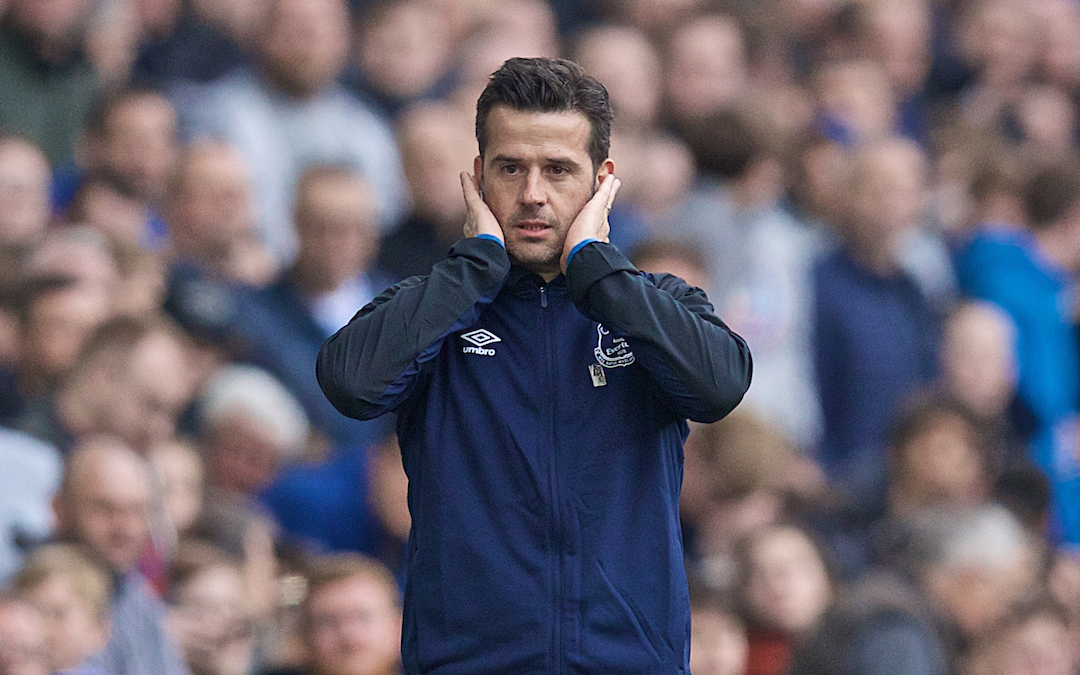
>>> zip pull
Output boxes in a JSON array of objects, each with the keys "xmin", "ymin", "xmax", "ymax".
[{"xmin": 540, "ymin": 285, "xmax": 548, "ymax": 308}]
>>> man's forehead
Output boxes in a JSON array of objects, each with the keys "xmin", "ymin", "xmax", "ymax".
[{"xmin": 483, "ymin": 106, "xmax": 592, "ymax": 157}]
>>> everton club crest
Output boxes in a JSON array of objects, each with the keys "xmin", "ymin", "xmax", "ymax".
[{"xmin": 594, "ymin": 324, "xmax": 635, "ymax": 368}]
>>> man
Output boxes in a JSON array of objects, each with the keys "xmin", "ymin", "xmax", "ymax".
[
  {"xmin": 16, "ymin": 316, "xmax": 193, "ymax": 455},
  {"xmin": 318, "ymin": 58, "xmax": 752, "ymax": 674},
  {"xmin": 53, "ymin": 435, "xmax": 189, "ymax": 675},
  {"xmin": 956, "ymin": 160, "xmax": 1080, "ymax": 547},
  {"xmin": 0, "ymin": 594, "xmax": 48, "ymax": 675},
  {"xmin": 262, "ymin": 553, "xmax": 402, "ymax": 675},
  {"xmin": 236, "ymin": 165, "xmax": 391, "ymax": 450},
  {"xmin": 184, "ymin": 0, "xmax": 408, "ymax": 264}
]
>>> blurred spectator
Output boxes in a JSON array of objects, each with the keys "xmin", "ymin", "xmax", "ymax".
[
  {"xmin": 684, "ymin": 413, "xmax": 824, "ymax": 590},
  {"xmin": 812, "ymin": 59, "xmax": 898, "ymax": 146},
  {"xmin": 940, "ymin": 302, "xmax": 1033, "ymax": 464},
  {"xmin": 131, "ymin": 0, "xmax": 259, "ymax": 90},
  {"xmin": 0, "ymin": 0, "xmax": 100, "ymax": 165},
  {"xmin": 83, "ymin": 0, "xmax": 140, "ymax": 89},
  {"xmin": 0, "ymin": 594, "xmax": 47, "ymax": 675},
  {"xmin": 67, "ymin": 174, "xmax": 158, "ymax": 250},
  {"xmin": 13, "ymin": 543, "xmax": 112, "ymax": 674},
  {"xmin": 1032, "ymin": 0, "xmax": 1080, "ymax": 92},
  {"xmin": 365, "ymin": 435, "xmax": 409, "ymax": 574},
  {"xmin": 24, "ymin": 226, "xmax": 120, "ymax": 321},
  {"xmin": 662, "ymin": 14, "xmax": 748, "ymax": 136},
  {"xmin": 0, "ymin": 137, "xmax": 51, "ymax": 293},
  {"xmin": 622, "ymin": 132, "xmax": 697, "ymax": 229},
  {"xmin": 812, "ymin": 138, "xmax": 945, "ymax": 498},
  {"xmin": 736, "ymin": 524, "xmax": 834, "ymax": 675},
  {"xmin": 16, "ymin": 316, "xmax": 193, "ymax": 454},
  {"xmin": 791, "ymin": 505, "xmax": 1040, "ymax": 675},
  {"xmin": 572, "ymin": 24, "xmax": 662, "ymax": 134},
  {"xmin": 149, "ymin": 439, "xmax": 205, "ymax": 541},
  {"xmin": 235, "ymin": 166, "xmax": 391, "ymax": 451},
  {"xmin": 377, "ymin": 102, "xmax": 474, "ymax": 280},
  {"xmin": 110, "ymin": 240, "xmax": 167, "ymax": 319},
  {"xmin": 964, "ymin": 595, "xmax": 1078, "ymax": 675},
  {"xmin": 166, "ymin": 540, "xmax": 256, "ymax": 675},
  {"xmin": 0, "ymin": 427, "xmax": 61, "ymax": 583},
  {"xmin": 608, "ymin": 0, "xmax": 708, "ymax": 40},
  {"xmin": 164, "ymin": 140, "xmax": 276, "ymax": 287},
  {"xmin": 8, "ymin": 273, "xmax": 112, "ymax": 413},
  {"xmin": 956, "ymin": 160, "xmax": 1080, "ymax": 547},
  {"xmin": 262, "ymin": 553, "xmax": 401, "ymax": 675},
  {"xmin": 663, "ymin": 106, "xmax": 824, "ymax": 449},
  {"xmin": 1012, "ymin": 83, "xmax": 1078, "ymax": 161},
  {"xmin": 200, "ymin": 364, "xmax": 309, "ymax": 500},
  {"xmin": 346, "ymin": 0, "xmax": 455, "ymax": 118},
  {"xmin": 689, "ymin": 586, "xmax": 748, "ymax": 675},
  {"xmin": 53, "ymin": 435, "xmax": 190, "ymax": 675},
  {"xmin": 184, "ymin": 0, "xmax": 408, "ymax": 263}
]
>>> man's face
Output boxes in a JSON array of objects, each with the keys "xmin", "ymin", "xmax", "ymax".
[
  {"xmin": 65, "ymin": 455, "xmax": 152, "ymax": 573},
  {"xmin": 477, "ymin": 106, "xmax": 611, "ymax": 278},
  {"xmin": 295, "ymin": 177, "xmax": 378, "ymax": 292},
  {"xmin": 102, "ymin": 95, "xmax": 178, "ymax": 201},
  {"xmin": 102, "ymin": 332, "xmax": 192, "ymax": 451},
  {"xmin": 260, "ymin": 0, "xmax": 349, "ymax": 97},
  {"xmin": 306, "ymin": 575, "xmax": 401, "ymax": 675}
]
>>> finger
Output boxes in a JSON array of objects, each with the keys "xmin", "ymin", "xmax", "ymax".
[{"xmin": 460, "ymin": 171, "xmax": 481, "ymax": 206}]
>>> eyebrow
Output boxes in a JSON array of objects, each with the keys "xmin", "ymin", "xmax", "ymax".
[{"xmin": 490, "ymin": 154, "xmax": 584, "ymax": 169}]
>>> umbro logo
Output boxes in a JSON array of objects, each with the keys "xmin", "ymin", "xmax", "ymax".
[{"xmin": 460, "ymin": 328, "xmax": 501, "ymax": 356}]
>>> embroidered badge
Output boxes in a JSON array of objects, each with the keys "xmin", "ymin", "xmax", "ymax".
[
  {"xmin": 594, "ymin": 324, "xmax": 635, "ymax": 368},
  {"xmin": 461, "ymin": 328, "xmax": 501, "ymax": 356}
]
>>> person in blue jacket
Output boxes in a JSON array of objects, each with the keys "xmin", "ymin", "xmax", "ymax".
[{"xmin": 317, "ymin": 57, "xmax": 753, "ymax": 675}]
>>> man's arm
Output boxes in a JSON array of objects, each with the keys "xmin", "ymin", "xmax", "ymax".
[
  {"xmin": 566, "ymin": 242, "xmax": 752, "ymax": 423},
  {"xmin": 317, "ymin": 172, "xmax": 509, "ymax": 421}
]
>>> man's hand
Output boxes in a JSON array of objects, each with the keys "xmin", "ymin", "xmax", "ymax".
[
  {"xmin": 561, "ymin": 174, "xmax": 621, "ymax": 273},
  {"xmin": 460, "ymin": 171, "xmax": 504, "ymax": 243}
]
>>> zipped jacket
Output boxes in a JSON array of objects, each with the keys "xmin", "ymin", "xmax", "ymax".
[{"xmin": 317, "ymin": 237, "xmax": 752, "ymax": 674}]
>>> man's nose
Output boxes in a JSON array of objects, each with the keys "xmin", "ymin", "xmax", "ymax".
[{"xmin": 521, "ymin": 168, "xmax": 546, "ymax": 205}]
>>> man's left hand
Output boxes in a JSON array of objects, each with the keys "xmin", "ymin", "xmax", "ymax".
[{"xmin": 561, "ymin": 174, "xmax": 621, "ymax": 273}]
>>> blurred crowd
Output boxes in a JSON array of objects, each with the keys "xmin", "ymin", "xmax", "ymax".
[{"xmin": 0, "ymin": 0, "xmax": 1079, "ymax": 673}]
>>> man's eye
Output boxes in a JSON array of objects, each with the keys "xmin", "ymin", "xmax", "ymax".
[
  {"xmin": 549, "ymin": 166, "xmax": 567, "ymax": 175},
  {"xmin": 502, "ymin": 165, "xmax": 519, "ymax": 175}
]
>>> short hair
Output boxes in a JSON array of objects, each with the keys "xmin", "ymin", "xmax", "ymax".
[
  {"xmin": 300, "ymin": 553, "xmax": 400, "ymax": 629},
  {"xmin": 1023, "ymin": 161, "xmax": 1080, "ymax": 229},
  {"xmin": 83, "ymin": 88, "xmax": 170, "ymax": 139},
  {"xmin": 886, "ymin": 393, "xmax": 989, "ymax": 478},
  {"xmin": 682, "ymin": 107, "xmax": 769, "ymax": 180},
  {"xmin": 13, "ymin": 543, "xmax": 114, "ymax": 620},
  {"xmin": 475, "ymin": 57, "xmax": 613, "ymax": 170},
  {"xmin": 199, "ymin": 364, "xmax": 310, "ymax": 457},
  {"xmin": 65, "ymin": 315, "xmax": 187, "ymax": 385}
]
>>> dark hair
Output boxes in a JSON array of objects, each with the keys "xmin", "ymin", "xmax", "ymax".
[
  {"xmin": 682, "ymin": 106, "xmax": 770, "ymax": 180},
  {"xmin": 1023, "ymin": 161, "xmax": 1080, "ymax": 229},
  {"xmin": 475, "ymin": 57, "xmax": 613, "ymax": 170}
]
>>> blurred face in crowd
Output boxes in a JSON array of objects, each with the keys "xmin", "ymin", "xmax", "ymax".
[
  {"xmin": 942, "ymin": 303, "xmax": 1017, "ymax": 418},
  {"xmin": 964, "ymin": 0, "xmax": 1037, "ymax": 88},
  {"xmin": 149, "ymin": 440, "xmax": 204, "ymax": 535},
  {"xmin": 259, "ymin": 0, "xmax": 349, "ymax": 98},
  {"xmin": 357, "ymin": 1, "xmax": 451, "ymax": 101},
  {"xmin": 9, "ymin": 0, "xmax": 93, "ymax": 46},
  {"xmin": 689, "ymin": 608, "xmax": 748, "ymax": 675},
  {"xmin": 98, "ymin": 93, "xmax": 179, "ymax": 202},
  {"xmin": 305, "ymin": 574, "xmax": 401, "ymax": 675},
  {"xmin": 293, "ymin": 171, "xmax": 378, "ymax": 295},
  {"xmin": 477, "ymin": 106, "xmax": 613, "ymax": 280},
  {"xmin": 864, "ymin": 0, "xmax": 931, "ymax": 98},
  {"xmin": 56, "ymin": 439, "xmax": 152, "ymax": 573},
  {"xmin": 575, "ymin": 26, "xmax": 662, "ymax": 130},
  {"xmin": 892, "ymin": 412, "xmax": 987, "ymax": 512},
  {"xmin": 397, "ymin": 103, "xmax": 473, "ymax": 228},
  {"xmin": 743, "ymin": 526, "xmax": 832, "ymax": 635},
  {"xmin": 664, "ymin": 16, "xmax": 747, "ymax": 125},
  {"xmin": 815, "ymin": 60, "xmax": 897, "ymax": 144},
  {"xmin": 994, "ymin": 614, "xmax": 1077, "ymax": 675},
  {"xmin": 21, "ymin": 283, "xmax": 113, "ymax": 389},
  {"xmin": 0, "ymin": 600, "xmax": 47, "ymax": 675},
  {"xmin": 0, "ymin": 139, "xmax": 51, "ymax": 252},
  {"xmin": 167, "ymin": 142, "xmax": 256, "ymax": 258},
  {"xmin": 848, "ymin": 139, "xmax": 927, "ymax": 252},
  {"xmin": 104, "ymin": 329, "xmax": 191, "ymax": 451},
  {"xmin": 169, "ymin": 563, "xmax": 253, "ymax": 675},
  {"xmin": 26, "ymin": 229, "xmax": 120, "ymax": 314},
  {"xmin": 74, "ymin": 179, "xmax": 149, "ymax": 247},
  {"xmin": 206, "ymin": 413, "xmax": 287, "ymax": 496},
  {"xmin": 22, "ymin": 573, "xmax": 109, "ymax": 672}
]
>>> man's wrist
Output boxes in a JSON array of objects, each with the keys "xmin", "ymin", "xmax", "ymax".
[
  {"xmin": 565, "ymin": 238, "xmax": 599, "ymax": 268},
  {"xmin": 475, "ymin": 233, "xmax": 505, "ymax": 248}
]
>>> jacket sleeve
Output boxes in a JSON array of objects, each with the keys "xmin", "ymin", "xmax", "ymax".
[
  {"xmin": 566, "ymin": 241, "xmax": 752, "ymax": 423},
  {"xmin": 317, "ymin": 237, "xmax": 510, "ymax": 421}
]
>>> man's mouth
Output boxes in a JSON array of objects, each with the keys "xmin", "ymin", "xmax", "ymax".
[{"xmin": 516, "ymin": 220, "xmax": 552, "ymax": 238}]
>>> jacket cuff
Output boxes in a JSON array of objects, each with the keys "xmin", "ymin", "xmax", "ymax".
[{"xmin": 566, "ymin": 241, "xmax": 638, "ymax": 304}]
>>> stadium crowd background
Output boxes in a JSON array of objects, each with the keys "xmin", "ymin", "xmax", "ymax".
[{"xmin": 0, "ymin": 0, "xmax": 1079, "ymax": 673}]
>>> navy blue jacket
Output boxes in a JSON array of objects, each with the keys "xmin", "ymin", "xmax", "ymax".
[{"xmin": 318, "ymin": 238, "xmax": 752, "ymax": 674}]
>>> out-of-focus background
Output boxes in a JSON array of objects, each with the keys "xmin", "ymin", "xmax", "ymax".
[{"xmin": 0, "ymin": 0, "xmax": 1078, "ymax": 673}]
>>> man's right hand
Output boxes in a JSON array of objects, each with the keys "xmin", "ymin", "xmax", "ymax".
[{"xmin": 460, "ymin": 171, "xmax": 504, "ymax": 243}]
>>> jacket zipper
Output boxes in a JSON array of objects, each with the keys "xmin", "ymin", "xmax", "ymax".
[{"xmin": 540, "ymin": 284, "xmax": 562, "ymax": 674}]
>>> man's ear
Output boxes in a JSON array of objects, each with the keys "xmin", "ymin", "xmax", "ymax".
[
  {"xmin": 594, "ymin": 158, "xmax": 615, "ymax": 189},
  {"xmin": 473, "ymin": 155, "xmax": 484, "ymax": 199}
]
